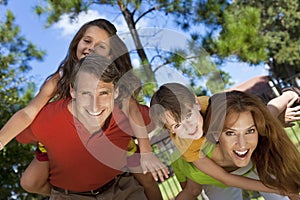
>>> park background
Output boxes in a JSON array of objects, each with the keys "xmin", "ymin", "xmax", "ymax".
[{"xmin": 1, "ymin": 0, "xmax": 299, "ymax": 199}]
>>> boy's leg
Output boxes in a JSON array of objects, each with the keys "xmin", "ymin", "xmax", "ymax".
[
  {"xmin": 176, "ymin": 178, "xmax": 202, "ymax": 200},
  {"xmin": 21, "ymin": 157, "xmax": 51, "ymax": 195},
  {"xmin": 133, "ymin": 172, "xmax": 163, "ymax": 200},
  {"xmin": 202, "ymin": 184, "xmax": 243, "ymax": 200}
]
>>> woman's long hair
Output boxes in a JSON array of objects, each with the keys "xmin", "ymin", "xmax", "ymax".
[{"xmin": 204, "ymin": 90, "xmax": 300, "ymax": 194}]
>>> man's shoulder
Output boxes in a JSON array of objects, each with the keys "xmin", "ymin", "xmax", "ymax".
[{"xmin": 37, "ymin": 98, "xmax": 70, "ymax": 120}]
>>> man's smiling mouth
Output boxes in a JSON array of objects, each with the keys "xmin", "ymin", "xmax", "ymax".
[{"xmin": 87, "ymin": 109, "xmax": 104, "ymax": 116}]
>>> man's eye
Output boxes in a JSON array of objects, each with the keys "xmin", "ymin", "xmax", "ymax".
[
  {"xmin": 99, "ymin": 91, "xmax": 109, "ymax": 95},
  {"xmin": 185, "ymin": 112, "xmax": 192, "ymax": 119}
]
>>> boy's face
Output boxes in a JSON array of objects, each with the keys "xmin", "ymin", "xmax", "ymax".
[
  {"xmin": 70, "ymin": 71, "xmax": 118, "ymax": 133},
  {"xmin": 165, "ymin": 104, "xmax": 204, "ymax": 139}
]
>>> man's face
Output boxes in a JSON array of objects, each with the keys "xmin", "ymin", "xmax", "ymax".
[
  {"xmin": 70, "ymin": 71, "xmax": 118, "ymax": 133},
  {"xmin": 165, "ymin": 104, "xmax": 204, "ymax": 140}
]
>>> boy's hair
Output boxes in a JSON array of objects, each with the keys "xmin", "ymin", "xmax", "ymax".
[
  {"xmin": 70, "ymin": 53, "xmax": 120, "ymax": 90},
  {"xmin": 150, "ymin": 83, "xmax": 196, "ymax": 128}
]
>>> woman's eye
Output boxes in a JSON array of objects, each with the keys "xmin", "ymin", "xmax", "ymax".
[
  {"xmin": 224, "ymin": 131, "xmax": 235, "ymax": 136},
  {"xmin": 247, "ymin": 128, "xmax": 256, "ymax": 134},
  {"xmin": 84, "ymin": 39, "xmax": 91, "ymax": 43}
]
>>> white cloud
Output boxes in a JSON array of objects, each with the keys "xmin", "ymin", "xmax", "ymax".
[
  {"xmin": 131, "ymin": 58, "xmax": 140, "ymax": 68},
  {"xmin": 52, "ymin": 10, "xmax": 105, "ymax": 37},
  {"xmin": 52, "ymin": 9, "xmax": 130, "ymax": 38}
]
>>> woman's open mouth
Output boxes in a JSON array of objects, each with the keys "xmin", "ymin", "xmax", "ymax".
[{"xmin": 233, "ymin": 149, "xmax": 249, "ymax": 159}]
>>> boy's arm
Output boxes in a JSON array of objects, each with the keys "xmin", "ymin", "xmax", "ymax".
[
  {"xmin": 0, "ymin": 73, "xmax": 59, "ymax": 149},
  {"xmin": 192, "ymin": 156, "xmax": 283, "ymax": 195},
  {"xmin": 122, "ymin": 97, "xmax": 169, "ymax": 181},
  {"xmin": 267, "ymin": 90, "xmax": 299, "ymax": 118}
]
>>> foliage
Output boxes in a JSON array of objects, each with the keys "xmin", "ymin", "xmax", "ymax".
[
  {"xmin": 190, "ymin": 0, "xmax": 300, "ymax": 88},
  {"xmin": 33, "ymin": 0, "xmax": 231, "ymax": 95},
  {"xmin": 0, "ymin": 10, "xmax": 46, "ymax": 199}
]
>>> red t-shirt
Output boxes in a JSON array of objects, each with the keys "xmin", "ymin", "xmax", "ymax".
[{"xmin": 17, "ymin": 98, "xmax": 133, "ymax": 192}]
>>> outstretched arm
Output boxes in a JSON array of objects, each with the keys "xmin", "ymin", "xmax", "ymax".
[
  {"xmin": 122, "ymin": 97, "xmax": 169, "ymax": 181},
  {"xmin": 192, "ymin": 156, "xmax": 283, "ymax": 195},
  {"xmin": 0, "ymin": 73, "xmax": 59, "ymax": 149},
  {"xmin": 267, "ymin": 90, "xmax": 299, "ymax": 118}
]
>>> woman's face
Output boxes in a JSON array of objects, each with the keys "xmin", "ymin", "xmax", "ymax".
[
  {"xmin": 165, "ymin": 104, "xmax": 204, "ymax": 140},
  {"xmin": 218, "ymin": 111, "xmax": 258, "ymax": 168},
  {"xmin": 76, "ymin": 26, "xmax": 111, "ymax": 60}
]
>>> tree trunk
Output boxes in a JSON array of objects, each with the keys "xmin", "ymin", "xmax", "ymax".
[{"xmin": 117, "ymin": 0, "xmax": 156, "ymax": 84}]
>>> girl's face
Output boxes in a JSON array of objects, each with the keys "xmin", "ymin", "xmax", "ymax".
[
  {"xmin": 165, "ymin": 104, "xmax": 204, "ymax": 140},
  {"xmin": 76, "ymin": 26, "xmax": 111, "ymax": 60},
  {"xmin": 218, "ymin": 111, "xmax": 258, "ymax": 168}
]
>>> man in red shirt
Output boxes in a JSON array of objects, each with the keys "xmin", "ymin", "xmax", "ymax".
[{"xmin": 17, "ymin": 53, "xmax": 147, "ymax": 199}]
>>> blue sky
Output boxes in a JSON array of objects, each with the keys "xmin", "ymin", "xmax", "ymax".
[{"xmin": 1, "ymin": 0, "xmax": 269, "ymax": 91}]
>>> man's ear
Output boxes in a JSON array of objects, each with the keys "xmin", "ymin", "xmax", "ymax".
[
  {"xmin": 70, "ymin": 84, "xmax": 75, "ymax": 98},
  {"xmin": 114, "ymin": 87, "xmax": 119, "ymax": 100}
]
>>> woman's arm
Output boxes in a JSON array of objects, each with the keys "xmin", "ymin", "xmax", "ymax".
[
  {"xmin": 0, "ymin": 73, "xmax": 59, "ymax": 149},
  {"xmin": 122, "ymin": 97, "xmax": 169, "ymax": 181},
  {"xmin": 192, "ymin": 156, "xmax": 283, "ymax": 195}
]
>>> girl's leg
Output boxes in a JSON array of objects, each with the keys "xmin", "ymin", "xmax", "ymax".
[{"xmin": 20, "ymin": 157, "xmax": 51, "ymax": 196}]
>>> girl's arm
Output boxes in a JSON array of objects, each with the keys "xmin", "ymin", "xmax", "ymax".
[
  {"xmin": 122, "ymin": 97, "xmax": 169, "ymax": 181},
  {"xmin": 0, "ymin": 73, "xmax": 59, "ymax": 149},
  {"xmin": 192, "ymin": 156, "xmax": 283, "ymax": 195}
]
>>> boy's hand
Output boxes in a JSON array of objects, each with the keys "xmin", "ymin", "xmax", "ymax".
[{"xmin": 140, "ymin": 152, "xmax": 169, "ymax": 182}]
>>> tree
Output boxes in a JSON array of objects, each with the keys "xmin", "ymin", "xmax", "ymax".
[
  {"xmin": 0, "ymin": 9, "xmax": 46, "ymax": 199},
  {"xmin": 33, "ymin": 0, "xmax": 232, "ymax": 96},
  {"xmin": 190, "ymin": 0, "xmax": 300, "ymax": 88}
]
